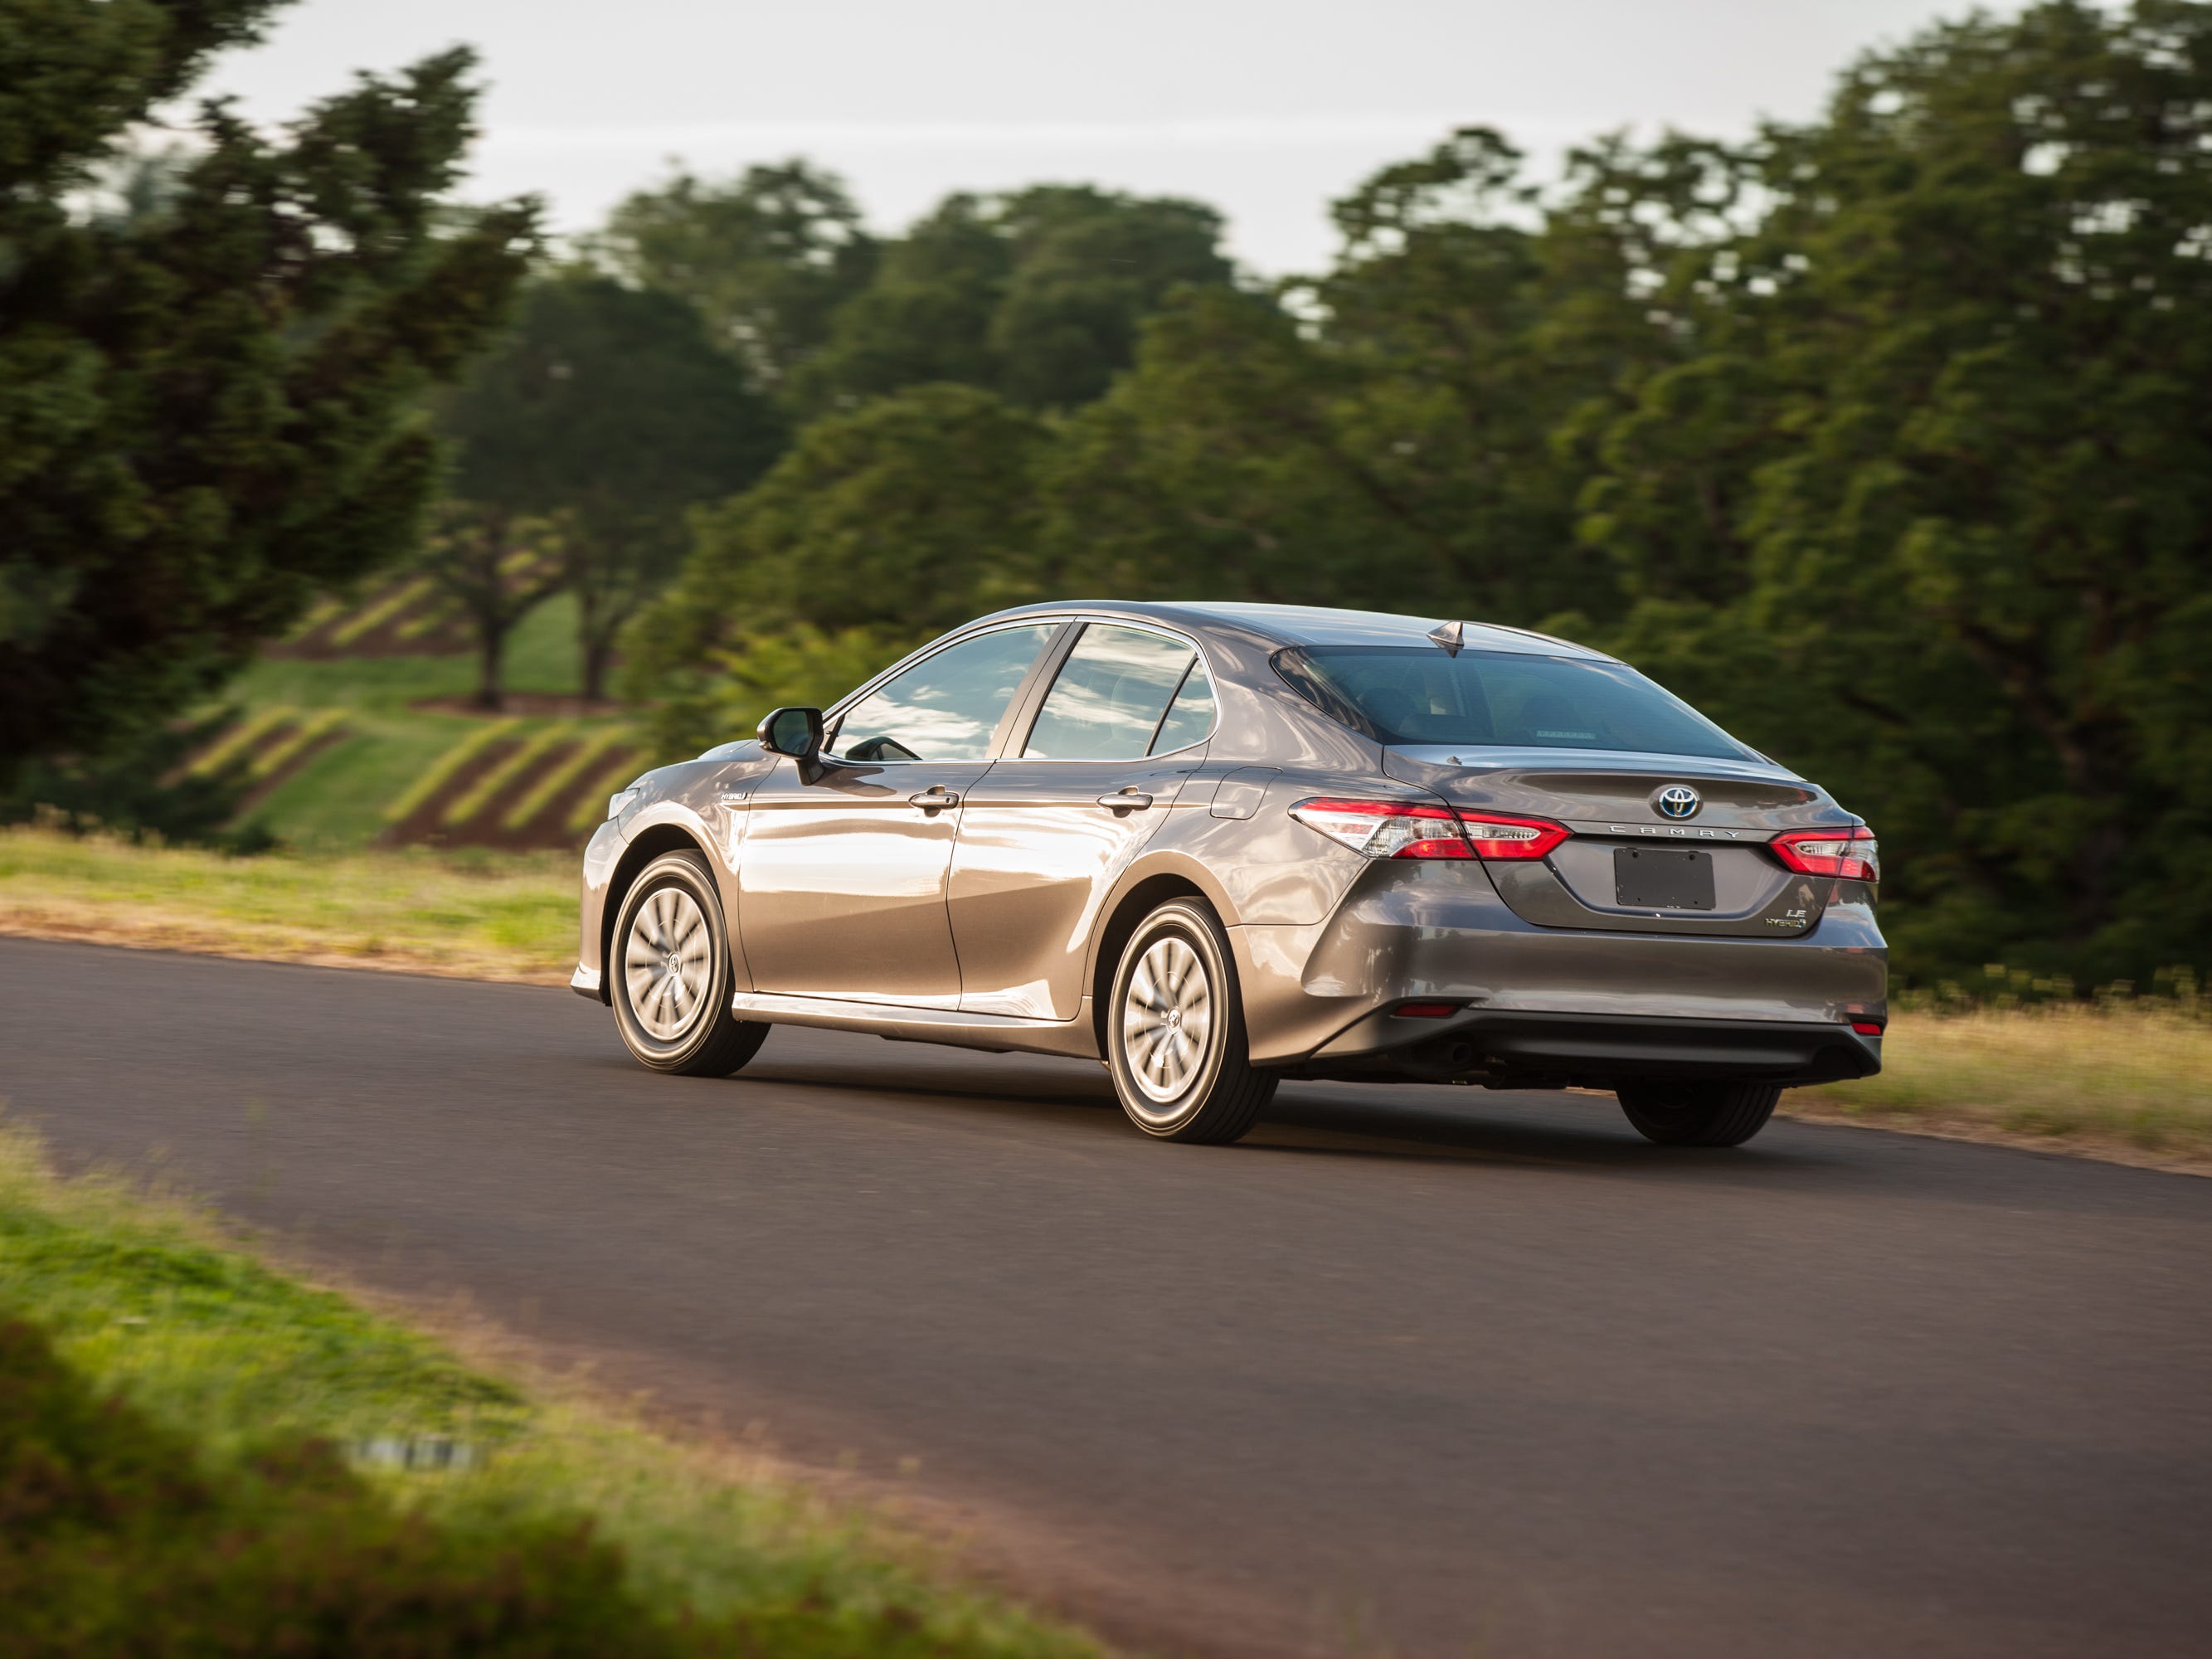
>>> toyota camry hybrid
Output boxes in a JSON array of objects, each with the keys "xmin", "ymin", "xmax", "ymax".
[{"xmin": 574, "ymin": 603, "xmax": 1885, "ymax": 1147}]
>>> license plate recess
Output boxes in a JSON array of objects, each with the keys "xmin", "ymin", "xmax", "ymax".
[{"xmin": 1613, "ymin": 846, "xmax": 1716, "ymax": 911}]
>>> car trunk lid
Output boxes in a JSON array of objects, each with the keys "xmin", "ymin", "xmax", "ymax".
[{"xmin": 1381, "ymin": 746, "xmax": 1853, "ymax": 937}]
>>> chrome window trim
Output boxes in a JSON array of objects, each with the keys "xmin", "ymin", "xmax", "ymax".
[
  {"xmin": 817, "ymin": 617, "xmax": 1072, "ymax": 768},
  {"xmin": 1007, "ymin": 616, "xmax": 1219, "ymax": 763}
]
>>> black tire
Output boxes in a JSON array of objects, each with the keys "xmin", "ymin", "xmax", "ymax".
[
  {"xmin": 1105, "ymin": 898, "xmax": 1276, "ymax": 1144},
  {"xmin": 610, "ymin": 849, "xmax": 769, "ymax": 1078},
  {"xmin": 1616, "ymin": 1079, "xmax": 1780, "ymax": 1147}
]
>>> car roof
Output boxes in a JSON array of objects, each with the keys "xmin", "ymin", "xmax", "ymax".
[{"xmin": 986, "ymin": 601, "xmax": 1616, "ymax": 660}]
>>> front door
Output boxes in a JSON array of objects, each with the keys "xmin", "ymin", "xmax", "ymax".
[
  {"xmin": 737, "ymin": 621, "xmax": 1062, "ymax": 1005},
  {"xmin": 951, "ymin": 622, "xmax": 1217, "ymax": 1019}
]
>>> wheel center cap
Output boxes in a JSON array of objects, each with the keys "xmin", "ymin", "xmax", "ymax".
[{"xmin": 1165, "ymin": 1009, "xmax": 1182, "ymax": 1029}]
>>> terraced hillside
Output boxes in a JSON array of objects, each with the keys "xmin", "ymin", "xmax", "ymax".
[{"xmin": 192, "ymin": 591, "xmax": 658, "ymax": 851}]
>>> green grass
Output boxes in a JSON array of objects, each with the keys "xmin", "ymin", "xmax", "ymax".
[
  {"xmin": 0, "ymin": 1122, "xmax": 1103, "ymax": 1656},
  {"xmin": 0, "ymin": 827, "xmax": 576, "ymax": 980}
]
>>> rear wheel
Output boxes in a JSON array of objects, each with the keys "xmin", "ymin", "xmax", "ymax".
[
  {"xmin": 1616, "ymin": 1079, "xmax": 1780, "ymax": 1147},
  {"xmin": 1106, "ymin": 898, "xmax": 1276, "ymax": 1144},
  {"xmin": 611, "ymin": 849, "xmax": 769, "ymax": 1077}
]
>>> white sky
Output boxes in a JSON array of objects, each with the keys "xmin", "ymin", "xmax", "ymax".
[{"xmin": 187, "ymin": 0, "xmax": 2023, "ymax": 275}]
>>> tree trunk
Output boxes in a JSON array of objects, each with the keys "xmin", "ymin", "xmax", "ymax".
[
  {"xmin": 581, "ymin": 632, "xmax": 612, "ymax": 705},
  {"xmin": 474, "ymin": 622, "xmax": 506, "ymax": 713}
]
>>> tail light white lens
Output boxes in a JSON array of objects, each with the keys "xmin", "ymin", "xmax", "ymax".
[
  {"xmin": 1456, "ymin": 811, "xmax": 1573, "ymax": 861},
  {"xmin": 1289, "ymin": 800, "xmax": 1571, "ymax": 863},
  {"xmin": 1291, "ymin": 799, "xmax": 1471, "ymax": 859},
  {"xmin": 1771, "ymin": 825, "xmax": 1879, "ymax": 882}
]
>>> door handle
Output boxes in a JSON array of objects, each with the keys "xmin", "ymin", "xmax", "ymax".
[
  {"xmin": 1097, "ymin": 791, "xmax": 1154, "ymax": 811},
  {"xmin": 909, "ymin": 789, "xmax": 960, "ymax": 810}
]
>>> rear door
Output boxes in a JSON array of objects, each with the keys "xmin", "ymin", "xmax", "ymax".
[
  {"xmin": 737, "ymin": 621, "xmax": 1062, "ymax": 1005},
  {"xmin": 950, "ymin": 622, "xmax": 1216, "ymax": 1019}
]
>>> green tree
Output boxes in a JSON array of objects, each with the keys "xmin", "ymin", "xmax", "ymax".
[
  {"xmin": 416, "ymin": 505, "xmax": 566, "ymax": 713},
  {"xmin": 625, "ymin": 382, "xmax": 1049, "ymax": 757},
  {"xmin": 793, "ymin": 184, "xmax": 1233, "ymax": 413},
  {"xmin": 0, "ymin": 1, "xmax": 537, "ymax": 778},
  {"xmin": 436, "ymin": 272, "xmax": 785, "ymax": 701},
  {"xmin": 1578, "ymin": 0, "xmax": 2212, "ymax": 982},
  {"xmin": 1039, "ymin": 129, "xmax": 1640, "ymax": 623},
  {"xmin": 592, "ymin": 159, "xmax": 878, "ymax": 396}
]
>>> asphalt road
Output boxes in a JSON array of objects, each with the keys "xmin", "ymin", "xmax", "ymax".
[{"xmin": 3, "ymin": 938, "xmax": 2208, "ymax": 1658}]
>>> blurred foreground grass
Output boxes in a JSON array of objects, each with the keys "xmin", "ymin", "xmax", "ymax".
[
  {"xmin": 0, "ymin": 1121, "xmax": 1101, "ymax": 1656},
  {"xmin": 0, "ymin": 824, "xmax": 573, "ymax": 982},
  {"xmin": 2, "ymin": 826, "xmax": 2205, "ymax": 1171}
]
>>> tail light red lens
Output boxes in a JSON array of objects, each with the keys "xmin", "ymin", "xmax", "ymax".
[
  {"xmin": 1850, "ymin": 1020, "xmax": 1884, "ymax": 1036},
  {"xmin": 1290, "ymin": 800, "xmax": 1571, "ymax": 862},
  {"xmin": 1290, "ymin": 799, "xmax": 1471, "ymax": 859},
  {"xmin": 1771, "ymin": 825, "xmax": 1880, "ymax": 882},
  {"xmin": 1456, "ymin": 811, "xmax": 1572, "ymax": 861}
]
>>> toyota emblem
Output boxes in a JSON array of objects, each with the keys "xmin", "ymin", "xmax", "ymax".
[{"xmin": 1655, "ymin": 785, "xmax": 1702, "ymax": 820}]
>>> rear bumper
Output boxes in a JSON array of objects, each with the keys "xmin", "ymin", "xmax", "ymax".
[
  {"xmin": 1232, "ymin": 859, "xmax": 1887, "ymax": 1082},
  {"xmin": 1296, "ymin": 1006, "xmax": 1880, "ymax": 1088}
]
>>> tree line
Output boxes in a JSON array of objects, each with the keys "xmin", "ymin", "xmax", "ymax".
[
  {"xmin": 613, "ymin": 0, "xmax": 2212, "ymax": 988},
  {"xmin": 4, "ymin": 0, "xmax": 2207, "ymax": 987}
]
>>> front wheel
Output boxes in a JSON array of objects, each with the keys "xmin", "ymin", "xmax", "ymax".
[
  {"xmin": 610, "ymin": 849, "xmax": 769, "ymax": 1077},
  {"xmin": 1106, "ymin": 898, "xmax": 1276, "ymax": 1144},
  {"xmin": 1616, "ymin": 1079, "xmax": 1780, "ymax": 1147}
]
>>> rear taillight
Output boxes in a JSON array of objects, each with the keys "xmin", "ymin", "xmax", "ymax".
[
  {"xmin": 1771, "ymin": 825, "xmax": 1880, "ymax": 883},
  {"xmin": 1456, "ymin": 811, "xmax": 1572, "ymax": 861},
  {"xmin": 1289, "ymin": 800, "xmax": 1570, "ymax": 863},
  {"xmin": 1291, "ymin": 799, "xmax": 1471, "ymax": 859}
]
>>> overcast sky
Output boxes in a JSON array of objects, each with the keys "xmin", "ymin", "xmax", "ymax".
[{"xmin": 189, "ymin": 0, "xmax": 2023, "ymax": 274}]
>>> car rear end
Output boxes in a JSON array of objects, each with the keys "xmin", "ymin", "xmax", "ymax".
[{"xmin": 1253, "ymin": 638, "xmax": 1886, "ymax": 1093}]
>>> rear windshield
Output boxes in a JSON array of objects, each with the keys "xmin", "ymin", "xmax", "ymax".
[{"xmin": 1273, "ymin": 647, "xmax": 1756, "ymax": 761}]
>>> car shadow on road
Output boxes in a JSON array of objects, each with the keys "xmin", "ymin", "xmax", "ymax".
[{"xmin": 718, "ymin": 1041, "xmax": 1847, "ymax": 1182}]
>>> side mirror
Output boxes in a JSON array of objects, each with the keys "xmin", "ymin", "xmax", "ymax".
[{"xmin": 757, "ymin": 706, "xmax": 824, "ymax": 763}]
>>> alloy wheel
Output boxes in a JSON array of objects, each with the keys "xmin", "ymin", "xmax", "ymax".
[
  {"xmin": 624, "ymin": 886, "xmax": 711, "ymax": 1042},
  {"xmin": 1122, "ymin": 934, "xmax": 1215, "ymax": 1106}
]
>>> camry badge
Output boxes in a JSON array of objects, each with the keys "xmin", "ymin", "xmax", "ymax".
[{"xmin": 1655, "ymin": 785, "xmax": 1702, "ymax": 820}]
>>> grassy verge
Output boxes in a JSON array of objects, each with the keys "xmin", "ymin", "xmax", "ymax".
[
  {"xmin": 2, "ymin": 827, "xmax": 2206, "ymax": 1173},
  {"xmin": 0, "ymin": 1121, "xmax": 1102, "ymax": 1656},
  {"xmin": 1792, "ymin": 999, "xmax": 2212, "ymax": 1171},
  {"xmin": 0, "ymin": 826, "xmax": 572, "ymax": 983}
]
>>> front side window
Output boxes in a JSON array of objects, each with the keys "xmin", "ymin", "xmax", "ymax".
[
  {"xmin": 828, "ymin": 624, "xmax": 1057, "ymax": 762},
  {"xmin": 1274, "ymin": 647, "xmax": 1755, "ymax": 761},
  {"xmin": 1023, "ymin": 625, "xmax": 1206, "ymax": 761}
]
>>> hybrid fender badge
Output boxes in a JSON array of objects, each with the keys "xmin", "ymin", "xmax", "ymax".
[{"xmin": 1654, "ymin": 785, "xmax": 1702, "ymax": 820}]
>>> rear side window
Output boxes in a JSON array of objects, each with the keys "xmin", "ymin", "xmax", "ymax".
[
  {"xmin": 1273, "ymin": 647, "xmax": 1754, "ymax": 761},
  {"xmin": 1023, "ymin": 625, "xmax": 1205, "ymax": 760},
  {"xmin": 828, "ymin": 624, "xmax": 1057, "ymax": 762},
  {"xmin": 1149, "ymin": 659, "xmax": 1215, "ymax": 755}
]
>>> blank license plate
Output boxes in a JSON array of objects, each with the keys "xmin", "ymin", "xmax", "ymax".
[{"xmin": 1614, "ymin": 846, "xmax": 1716, "ymax": 911}]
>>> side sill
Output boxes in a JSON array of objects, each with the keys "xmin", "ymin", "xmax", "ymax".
[
  {"xmin": 570, "ymin": 964, "xmax": 605, "ymax": 1004},
  {"xmin": 728, "ymin": 991, "xmax": 1097, "ymax": 1060}
]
